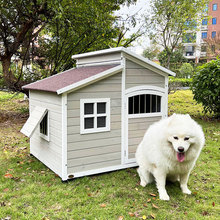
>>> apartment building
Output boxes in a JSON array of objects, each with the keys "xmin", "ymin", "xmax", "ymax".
[{"xmin": 183, "ymin": 0, "xmax": 220, "ymax": 63}]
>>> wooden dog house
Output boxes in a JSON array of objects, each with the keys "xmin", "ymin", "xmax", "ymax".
[{"xmin": 21, "ymin": 47, "xmax": 175, "ymax": 181}]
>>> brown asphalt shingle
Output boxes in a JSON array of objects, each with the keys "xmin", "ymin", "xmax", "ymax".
[{"xmin": 23, "ymin": 65, "xmax": 118, "ymax": 93}]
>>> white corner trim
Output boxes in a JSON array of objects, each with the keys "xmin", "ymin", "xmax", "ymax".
[
  {"xmin": 121, "ymin": 57, "xmax": 126, "ymax": 165},
  {"xmin": 61, "ymin": 93, "xmax": 68, "ymax": 181},
  {"xmin": 57, "ymin": 65, "xmax": 123, "ymax": 95}
]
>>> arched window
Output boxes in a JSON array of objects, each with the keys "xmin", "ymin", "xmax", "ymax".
[{"xmin": 128, "ymin": 94, "xmax": 161, "ymax": 115}]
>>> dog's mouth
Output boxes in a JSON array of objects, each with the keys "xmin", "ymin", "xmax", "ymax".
[{"xmin": 177, "ymin": 152, "xmax": 185, "ymax": 162}]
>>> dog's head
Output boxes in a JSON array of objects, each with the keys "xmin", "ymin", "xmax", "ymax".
[{"xmin": 167, "ymin": 114, "xmax": 197, "ymax": 162}]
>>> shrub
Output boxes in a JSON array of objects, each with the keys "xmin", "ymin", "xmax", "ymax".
[
  {"xmin": 179, "ymin": 63, "xmax": 194, "ymax": 78},
  {"xmin": 191, "ymin": 58, "xmax": 220, "ymax": 117},
  {"xmin": 169, "ymin": 77, "xmax": 192, "ymax": 93}
]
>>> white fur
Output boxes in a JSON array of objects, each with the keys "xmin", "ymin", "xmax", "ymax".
[{"xmin": 135, "ymin": 114, "xmax": 205, "ymax": 200}]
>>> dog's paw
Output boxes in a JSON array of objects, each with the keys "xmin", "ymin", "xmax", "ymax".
[
  {"xmin": 182, "ymin": 188, "xmax": 191, "ymax": 195},
  {"xmin": 159, "ymin": 193, "xmax": 170, "ymax": 201},
  {"xmin": 140, "ymin": 180, "xmax": 147, "ymax": 187}
]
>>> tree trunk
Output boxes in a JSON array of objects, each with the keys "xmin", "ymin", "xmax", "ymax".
[{"xmin": 1, "ymin": 56, "xmax": 17, "ymax": 88}]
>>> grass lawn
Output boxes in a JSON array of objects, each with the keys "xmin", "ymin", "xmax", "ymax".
[{"xmin": 0, "ymin": 90, "xmax": 219, "ymax": 219}]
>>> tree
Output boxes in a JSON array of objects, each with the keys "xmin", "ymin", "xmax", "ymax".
[
  {"xmin": 158, "ymin": 48, "xmax": 187, "ymax": 73},
  {"xmin": 142, "ymin": 45, "xmax": 161, "ymax": 60},
  {"xmin": 179, "ymin": 63, "xmax": 194, "ymax": 78},
  {"xmin": 0, "ymin": 0, "xmax": 54, "ymax": 92},
  {"xmin": 0, "ymin": 0, "xmax": 138, "ymax": 92},
  {"xmin": 191, "ymin": 58, "xmax": 220, "ymax": 118},
  {"xmin": 148, "ymin": 0, "xmax": 209, "ymax": 69},
  {"xmin": 37, "ymin": 0, "xmax": 140, "ymax": 75}
]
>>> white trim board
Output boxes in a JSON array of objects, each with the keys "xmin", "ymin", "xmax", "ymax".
[
  {"xmin": 72, "ymin": 47, "xmax": 176, "ymax": 77},
  {"xmin": 67, "ymin": 162, "xmax": 138, "ymax": 179},
  {"xmin": 61, "ymin": 93, "xmax": 68, "ymax": 181}
]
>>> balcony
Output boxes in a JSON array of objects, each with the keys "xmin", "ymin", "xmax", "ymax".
[
  {"xmin": 201, "ymin": 25, "xmax": 208, "ymax": 31},
  {"xmin": 200, "ymin": 52, "xmax": 207, "ymax": 57}
]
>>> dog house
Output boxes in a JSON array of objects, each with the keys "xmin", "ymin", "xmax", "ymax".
[{"xmin": 21, "ymin": 47, "xmax": 175, "ymax": 181}]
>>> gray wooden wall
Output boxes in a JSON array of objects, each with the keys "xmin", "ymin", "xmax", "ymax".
[
  {"xmin": 67, "ymin": 73, "xmax": 122, "ymax": 174},
  {"xmin": 125, "ymin": 60, "xmax": 165, "ymax": 89}
]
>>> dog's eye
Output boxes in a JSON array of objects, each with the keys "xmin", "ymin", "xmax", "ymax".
[
  {"xmin": 173, "ymin": 136, "xmax": 178, "ymax": 140},
  {"xmin": 184, "ymin": 137, "xmax": 189, "ymax": 141}
]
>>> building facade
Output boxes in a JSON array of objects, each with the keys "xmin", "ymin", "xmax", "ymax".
[{"xmin": 183, "ymin": 0, "xmax": 220, "ymax": 63}]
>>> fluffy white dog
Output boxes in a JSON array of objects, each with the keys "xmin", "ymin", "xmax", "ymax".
[{"xmin": 135, "ymin": 114, "xmax": 205, "ymax": 200}]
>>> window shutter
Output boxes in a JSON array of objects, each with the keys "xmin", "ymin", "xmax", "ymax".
[{"xmin": 21, "ymin": 106, "xmax": 48, "ymax": 138}]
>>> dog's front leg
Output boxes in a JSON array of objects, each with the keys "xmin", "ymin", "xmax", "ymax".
[
  {"xmin": 180, "ymin": 172, "xmax": 191, "ymax": 194},
  {"xmin": 154, "ymin": 170, "xmax": 169, "ymax": 200}
]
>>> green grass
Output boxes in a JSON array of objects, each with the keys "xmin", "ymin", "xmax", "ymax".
[{"xmin": 0, "ymin": 90, "xmax": 219, "ymax": 219}]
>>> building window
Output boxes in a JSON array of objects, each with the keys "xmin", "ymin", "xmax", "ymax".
[
  {"xmin": 185, "ymin": 46, "xmax": 195, "ymax": 56},
  {"xmin": 202, "ymin": 19, "xmax": 208, "ymax": 25},
  {"xmin": 213, "ymin": 4, "xmax": 217, "ymax": 11},
  {"xmin": 80, "ymin": 98, "xmax": 110, "ymax": 134},
  {"xmin": 202, "ymin": 32, "xmax": 207, "ymax": 39},
  {"xmin": 40, "ymin": 111, "xmax": 49, "ymax": 141},
  {"xmin": 212, "ymin": 31, "xmax": 216, "ymax": 38},
  {"xmin": 212, "ymin": 18, "xmax": 217, "ymax": 25},
  {"xmin": 128, "ymin": 94, "xmax": 161, "ymax": 115}
]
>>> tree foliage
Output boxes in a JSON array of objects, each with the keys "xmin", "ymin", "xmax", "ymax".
[
  {"xmin": 191, "ymin": 58, "xmax": 220, "ymax": 118},
  {"xmin": 142, "ymin": 45, "xmax": 161, "ymax": 60},
  {"xmin": 0, "ymin": 0, "xmax": 138, "ymax": 92},
  {"xmin": 148, "ymin": 0, "xmax": 209, "ymax": 68},
  {"xmin": 158, "ymin": 49, "xmax": 187, "ymax": 74},
  {"xmin": 179, "ymin": 63, "xmax": 194, "ymax": 78}
]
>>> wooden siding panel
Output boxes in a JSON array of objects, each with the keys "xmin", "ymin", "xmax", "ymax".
[
  {"xmin": 77, "ymin": 52, "xmax": 121, "ymax": 66},
  {"xmin": 29, "ymin": 91, "xmax": 62, "ymax": 177},
  {"xmin": 67, "ymin": 159, "xmax": 121, "ymax": 174},
  {"xmin": 128, "ymin": 116, "xmax": 161, "ymax": 159},
  {"xmin": 125, "ymin": 60, "xmax": 165, "ymax": 89},
  {"xmin": 67, "ymin": 73, "xmax": 122, "ymax": 173}
]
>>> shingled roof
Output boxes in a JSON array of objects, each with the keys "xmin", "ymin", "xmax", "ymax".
[{"xmin": 23, "ymin": 65, "xmax": 121, "ymax": 94}]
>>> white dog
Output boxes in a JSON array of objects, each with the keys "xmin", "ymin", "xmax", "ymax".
[{"xmin": 135, "ymin": 114, "xmax": 205, "ymax": 200}]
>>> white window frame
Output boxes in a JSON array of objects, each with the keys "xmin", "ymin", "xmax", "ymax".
[
  {"xmin": 80, "ymin": 98, "xmax": 110, "ymax": 134},
  {"xmin": 40, "ymin": 110, "xmax": 50, "ymax": 141},
  {"xmin": 126, "ymin": 90, "xmax": 164, "ymax": 119}
]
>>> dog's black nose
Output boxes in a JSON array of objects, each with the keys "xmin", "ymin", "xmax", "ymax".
[{"xmin": 178, "ymin": 147, "xmax": 184, "ymax": 152}]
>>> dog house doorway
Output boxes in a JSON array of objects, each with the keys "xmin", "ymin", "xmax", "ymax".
[{"xmin": 124, "ymin": 86, "xmax": 166, "ymax": 164}]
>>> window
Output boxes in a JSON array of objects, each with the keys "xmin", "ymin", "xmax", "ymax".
[
  {"xmin": 202, "ymin": 19, "xmax": 208, "ymax": 25},
  {"xmin": 202, "ymin": 32, "xmax": 207, "ymax": 39},
  {"xmin": 212, "ymin": 18, "xmax": 217, "ymax": 25},
  {"xmin": 128, "ymin": 94, "xmax": 161, "ymax": 115},
  {"xmin": 80, "ymin": 98, "xmax": 110, "ymax": 134},
  {"xmin": 212, "ymin": 31, "xmax": 216, "ymax": 38},
  {"xmin": 40, "ymin": 111, "xmax": 49, "ymax": 141},
  {"xmin": 213, "ymin": 4, "xmax": 217, "ymax": 11},
  {"xmin": 185, "ymin": 46, "xmax": 195, "ymax": 56}
]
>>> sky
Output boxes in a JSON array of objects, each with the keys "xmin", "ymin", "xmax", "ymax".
[{"xmin": 115, "ymin": 0, "xmax": 151, "ymax": 54}]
